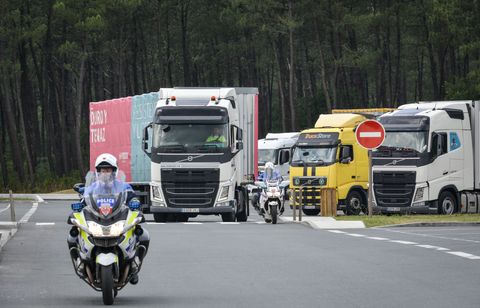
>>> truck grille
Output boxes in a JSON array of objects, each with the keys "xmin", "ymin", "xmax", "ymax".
[
  {"xmin": 373, "ymin": 171, "xmax": 416, "ymax": 207},
  {"xmin": 293, "ymin": 176, "xmax": 327, "ymax": 187},
  {"xmin": 161, "ymin": 169, "xmax": 219, "ymax": 208}
]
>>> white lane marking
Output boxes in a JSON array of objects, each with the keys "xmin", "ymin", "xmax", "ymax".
[
  {"xmin": 330, "ymin": 231, "xmax": 480, "ymax": 261},
  {"xmin": 19, "ymin": 202, "xmax": 39, "ymax": 224},
  {"xmin": 382, "ymin": 228, "xmax": 480, "ymax": 244},
  {"xmin": 218, "ymin": 222, "xmax": 240, "ymax": 225},
  {"xmin": 36, "ymin": 222, "xmax": 55, "ymax": 226},
  {"xmin": 0, "ymin": 203, "xmax": 11, "ymax": 214},
  {"xmin": 415, "ymin": 245, "xmax": 450, "ymax": 251},
  {"xmin": 146, "ymin": 222, "xmax": 165, "ymax": 225},
  {"xmin": 256, "ymin": 221, "xmax": 266, "ymax": 224},
  {"xmin": 446, "ymin": 252, "xmax": 480, "ymax": 260},
  {"xmin": 359, "ymin": 132, "xmax": 382, "ymax": 138},
  {"xmin": 347, "ymin": 233, "xmax": 366, "ymax": 237},
  {"xmin": 389, "ymin": 240, "xmax": 418, "ymax": 245},
  {"xmin": 183, "ymin": 222, "xmax": 203, "ymax": 225}
]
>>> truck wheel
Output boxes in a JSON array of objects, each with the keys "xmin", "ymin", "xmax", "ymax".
[
  {"xmin": 345, "ymin": 190, "xmax": 363, "ymax": 215},
  {"xmin": 302, "ymin": 209, "xmax": 320, "ymax": 216},
  {"xmin": 176, "ymin": 214, "xmax": 189, "ymax": 222},
  {"xmin": 221, "ymin": 212, "xmax": 236, "ymax": 222},
  {"xmin": 236, "ymin": 190, "xmax": 248, "ymax": 222},
  {"xmin": 153, "ymin": 213, "xmax": 167, "ymax": 223},
  {"xmin": 438, "ymin": 191, "xmax": 457, "ymax": 215}
]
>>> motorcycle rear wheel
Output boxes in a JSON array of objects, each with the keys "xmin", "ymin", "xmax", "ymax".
[{"xmin": 101, "ymin": 265, "xmax": 114, "ymax": 305}]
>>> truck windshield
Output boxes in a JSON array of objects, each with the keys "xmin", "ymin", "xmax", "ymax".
[
  {"xmin": 258, "ymin": 149, "xmax": 278, "ymax": 165},
  {"xmin": 376, "ymin": 131, "xmax": 428, "ymax": 154},
  {"xmin": 153, "ymin": 123, "xmax": 229, "ymax": 153},
  {"xmin": 291, "ymin": 147, "xmax": 336, "ymax": 165}
]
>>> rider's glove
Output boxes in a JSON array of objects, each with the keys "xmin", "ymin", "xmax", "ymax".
[{"xmin": 128, "ymin": 199, "xmax": 141, "ymax": 211}]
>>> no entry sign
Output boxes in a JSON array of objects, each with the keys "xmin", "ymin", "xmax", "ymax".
[{"xmin": 355, "ymin": 120, "xmax": 385, "ymax": 149}]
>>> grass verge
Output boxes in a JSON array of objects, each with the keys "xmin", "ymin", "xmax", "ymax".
[{"xmin": 336, "ymin": 214, "xmax": 480, "ymax": 228}]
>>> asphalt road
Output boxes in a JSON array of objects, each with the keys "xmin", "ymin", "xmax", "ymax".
[{"xmin": 0, "ymin": 200, "xmax": 479, "ymax": 307}]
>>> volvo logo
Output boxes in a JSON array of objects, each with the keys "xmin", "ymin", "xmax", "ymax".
[{"xmin": 187, "ymin": 156, "xmax": 193, "ymax": 161}]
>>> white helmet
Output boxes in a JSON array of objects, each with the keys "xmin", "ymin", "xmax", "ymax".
[{"xmin": 95, "ymin": 153, "xmax": 118, "ymax": 172}]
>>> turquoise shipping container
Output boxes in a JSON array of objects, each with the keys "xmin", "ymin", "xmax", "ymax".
[{"xmin": 130, "ymin": 92, "xmax": 159, "ymax": 182}]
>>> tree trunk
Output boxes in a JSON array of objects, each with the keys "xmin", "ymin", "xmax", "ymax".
[
  {"xmin": 0, "ymin": 90, "xmax": 9, "ymax": 189},
  {"xmin": 420, "ymin": 0, "xmax": 440, "ymax": 100},
  {"xmin": 74, "ymin": 55, "xmax": 87, "ymax": 178},
  {"xmin": 314, "ymin": 18, "xmax": 332, "ymax": 113},
  {"xmin": 180, "ymin": 1, "xmax": 191, "ymax": 86},
  {"xmin": 287, "ymin": 0, "xmax": 296, "ymax": 131},
  {"xmin": 0, "ymin": 74, "xmax": 26, "ymax": 183},
  {"xmin": 273, "ymin": 39, "xmax": 287, "ymax": 132}
]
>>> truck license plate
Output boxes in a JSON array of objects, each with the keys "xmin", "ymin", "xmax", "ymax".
[
  {"xmin": 387, "ymin": 207, "xmax": 400, "ymax": 212},
  {"xmin": 182, "ymin": 208, "xmax": 199, "ymax": 213},
  {"xmin": 303, "ymin": 205, "xmax": 317, "ymax": 209}
]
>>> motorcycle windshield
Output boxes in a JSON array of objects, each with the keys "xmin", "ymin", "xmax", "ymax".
[{"xmin": 84, "ymin": 171, "xmax": 127, "ymax": 217}]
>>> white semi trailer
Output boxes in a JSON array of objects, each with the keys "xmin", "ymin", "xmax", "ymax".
[
  {"xmin": 142, "ymin": 88, "xmax": 259, "ymax": 222},
  {"xmin": 372, "ymin": 100, "xmax": 480, "ymax": 214}
]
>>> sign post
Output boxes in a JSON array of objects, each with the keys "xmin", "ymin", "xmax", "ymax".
[{"xmin": 355, "ymin": 120, "xmax": 385, "ymax": 217}]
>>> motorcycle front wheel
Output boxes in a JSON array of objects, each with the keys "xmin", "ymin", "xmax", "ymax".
[
  {"xmin": 101, "ymin": 264, "xmax": 114, "ymax": 305},
  {"xmin": 271, "ymin": 204, "xmax": 277, "ymax": 224}
]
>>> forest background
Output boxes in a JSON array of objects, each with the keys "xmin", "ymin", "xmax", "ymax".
[{"xmin": 1, "ymin": 0, "xmax": 480, "ymax": 192}]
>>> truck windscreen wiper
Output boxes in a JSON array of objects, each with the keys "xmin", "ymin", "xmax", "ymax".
[
  {"xmin": 309, "ymin": 159, "xmax": 325, "ymax": 165},
  {"xmin": 195, "ymin": 144, "xmax": 221, "ymax": 153},
  {"xmin": 291, "ymin": 159, "xmax": 306, "ymax": 166},
  {"xmin": 159, "ymin": 144, "xmax": 186, "ymax": 153}
]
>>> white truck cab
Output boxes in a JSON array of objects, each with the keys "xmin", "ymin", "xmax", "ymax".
[
  {"xmin": 372, "ymin": 100, "xmax": 480, "ymax": 214},
  {"xmin": 258, "ymin": 132, "xmax": 299, "ymax": 179},
  {"xmin": 142, "ymin": 88, "xmax": 258, "ymax": 222}
]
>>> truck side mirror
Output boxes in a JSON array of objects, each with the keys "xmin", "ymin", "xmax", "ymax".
[
  {"xmin": 437, "ymin": 135, "xmax": 444, "ymax": 155},
  {"xmin": 237, "ymin": 128, "xmax": 243, "ymax": 141},
  {"xmin": 236, "ymin": 141, "xmax": 243, "ymax": 150},
  {"xmin": 340, "ymin": 146, "xmax": 352, "ymax": 163},
  {"xmin": 143, "ymin": 122, "xmax": 152, "ymax": 157},
  {"xmin": 279, "ymin": 150, "xmax": 290, "ymax": 165}
]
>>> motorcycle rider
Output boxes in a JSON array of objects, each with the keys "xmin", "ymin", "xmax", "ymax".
[
  {"xmin": 67, "ymin": 153, "xmax": 150, "ymax": 284},
  {"xmin": 252, "ymin": 162, "xmax": 282, "ymax": 206}
]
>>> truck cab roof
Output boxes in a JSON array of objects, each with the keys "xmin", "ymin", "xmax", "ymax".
[
  {"xmin": 314, "ymin": 113, "xmax": 366, "ymax": 129},
  {"xmin": 258, "ymin": 132, "xmax": 299, "ymax": 149}
]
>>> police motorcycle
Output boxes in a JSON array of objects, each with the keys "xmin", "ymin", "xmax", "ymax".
[
  {"xmin": 254, "ymin": 178, "xmax": 289, "ymax": 224},
  {"xmin": 68, "ymin": 171, "xmax": 147, "ymax": 305}
]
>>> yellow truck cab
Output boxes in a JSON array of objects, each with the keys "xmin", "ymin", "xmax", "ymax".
[{"xmin": 289, "ymin": 113, "xmax": 369, "ymax": 215}]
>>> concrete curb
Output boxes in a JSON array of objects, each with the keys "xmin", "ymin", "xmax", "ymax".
[
  {"xmin": 279, "ymin": 216, "xmax": 366, "ymax": 229},
  {"xmin": 377, "ymin": 222, "xmax": 480, "ymax": 228},
  {"xmin": 0, "ymin": 194, "xmax": 43, "ymax": 202},
  {"xmin": 0, "ymin": 193, "xmax": 78, "ymax": 201}
]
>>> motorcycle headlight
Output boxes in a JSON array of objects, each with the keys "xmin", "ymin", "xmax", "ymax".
[
  {"xmin": 218, "ymin": 185, "xmax": 230, "ymax": 201},
  {"xmin": 152, "ymin": 186, "xmax": 163, "ymax": 201},
  {"xmin": 88, "ymin": 220, "xmax": 125, "ymax": 237}
]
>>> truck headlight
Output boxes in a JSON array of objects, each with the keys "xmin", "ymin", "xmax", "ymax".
[
  {"xmin": 152, "ymin": 186, "xmax": 163, "ymax": 201},
  {"xmin": 218, "ymin": 185, "xmax": 230, "ymax": 201},
  {"xmin": 414, "ymin": 187, "xmax": 425, "ymax": 202}
]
